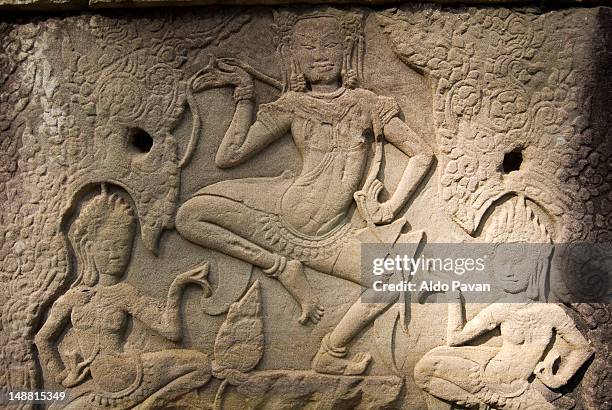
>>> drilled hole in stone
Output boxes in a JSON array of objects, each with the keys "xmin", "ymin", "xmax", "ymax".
[
  {"xmin": 502, "ymin": 150, "xmax": 523, "ymax": 173},
  {"xmin": 128, "ymin": 128, "xmax": 153, "ymax": 153}
]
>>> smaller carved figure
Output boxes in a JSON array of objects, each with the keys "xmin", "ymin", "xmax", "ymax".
[
  {"xmin": 414, "ymin": 197, "xmax": 593, "ymax": 409},
  {"xmin": 35, "ymin": 188, "xmax": 212, "ymax": 409}
]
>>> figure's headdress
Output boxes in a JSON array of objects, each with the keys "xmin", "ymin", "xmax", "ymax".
[
  {"xmin": 68, "ymin": 185, "xmax": 135, "ymax": 287},
  {"xmin": 272, "ymin": 8, "xmax": 364, "ymax": 92},
  {"xmin": 485, "ymin": 195, "xmax": 552, "ymax": 300},
  {"xmin": 485, "ymin": 195, "xmax": 551, "ymax": 244}
]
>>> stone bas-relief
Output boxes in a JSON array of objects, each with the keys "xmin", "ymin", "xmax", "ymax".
[
  {"xmin": 176, "ymin": 8, "xmax": 433, "ymax": 376},
  {"xmin": 415, "ymin": 197, "xmax": 594, "ymax": 410},
  {"xmin": 35, "ymin": 188, "xmax": 213, "ymax": 408},
  {"xmin": 0, "ymin": 4, "xmax": 610, "ymax": 410}
]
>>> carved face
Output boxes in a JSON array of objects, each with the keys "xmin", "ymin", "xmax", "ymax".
[
  {"xmin": 91, "ymin": 208, "xmax": 136, "ymax": 278},
  {"xmin": 292, "ymin": 17, "xmax": 344, "ymax": 87},
  {"xmin": 492, "ymin": 244, "xmax": 535, "ymax": 294}
]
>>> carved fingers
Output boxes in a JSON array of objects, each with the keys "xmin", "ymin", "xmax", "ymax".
[
  {"xmin": 191, "ymin": 55, "xmax": 252, "ymax": 92},
  {"xmin": 360, "ymin": 178, "xmax": 394, "ymax": 225},
  {"xmin": 175, "ymin": 263, "xmax": 213, "ymax": 297},
  {"xmin": 298, "ymin": 303, "xmax": 325, "ymax": 325},
  {"xmin": 534, "ymin": 350, "xmax": 564, "ymax": 388}
]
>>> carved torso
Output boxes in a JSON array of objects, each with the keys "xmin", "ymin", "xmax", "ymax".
[
  {"xmin": 258, "ymin": 88, "xmax": 398, "ymax": 236},
  {"xmin": 69, "ymin": 286, "xmax": 130, "ymax": 357},
  {"xmin": 484, "ymin": 304, "xmax": 554, "ymax": 387}
]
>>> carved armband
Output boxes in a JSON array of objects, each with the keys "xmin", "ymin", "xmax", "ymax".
[
  {"xmin": 375, "ymin": 96, "xmax": 401, "ymax": 127},
  {"xmin": 256, "ymin": 100, "xmax": 293, "ymax": 136},
  {"xmin": 262, "ymin": 255, "xmax": 287, "ymax": 278}
]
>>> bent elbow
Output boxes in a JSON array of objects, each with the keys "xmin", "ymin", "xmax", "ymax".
[
  {"xmin": 34, "ymin": 332, "xmax": 49, "ymax": 351},
  {"xmin": 215, "ymin": 152, "xmax": 241, "ymax": 169},
  {"xmin": 415, "ymin": 152, "xmax": 434, "ymax": 171},
  {"xmin": 215, "ymin": 157, "xmax": 235, "ymax": 169},
  {"xmin": 581, "ymin": 345, "xmax": 595, "ymax": 360}
]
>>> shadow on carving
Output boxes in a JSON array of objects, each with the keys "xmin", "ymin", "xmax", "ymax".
[{"xmin": 415, "ymin": 196, "xmax": 594, "ymax": 410}]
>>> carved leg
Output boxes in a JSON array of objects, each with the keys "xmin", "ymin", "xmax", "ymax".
[
  {"xmin": 177, "ymin": 195, "xmax": 322, "ymax": 324},
  {"xmin": 312, "ymin": 289, "xmax": 399, "ymax": 375},
  {"xmin": 310, "ymin": 240, "xmax": 401, "ymax": 375},
  {"xmin": 414, "ymin": 349, "xmax": 495, "ymax": 409},
  {"xmin": 176, "ymin": 195, "xmax": 278, "ymax": 269},
  {"xmin": 136, "ymin": 369, "xmax": 210, "ymax": 410},
  {"xmin": 135, "ymin": 350, "xmax": 212, "ymax": 409}
]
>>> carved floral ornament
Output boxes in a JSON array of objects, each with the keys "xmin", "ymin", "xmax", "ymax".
[{"xmin": 0, "ymin": 5, "xmax": 609, "ymax": 410}]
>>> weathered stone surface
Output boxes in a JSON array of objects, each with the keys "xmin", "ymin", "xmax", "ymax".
[
  {"xmin": 0, "ymin": 3, "xmax": 610, "ymax": 410},
  {"xmin": 0, "ymin": 0, "xmax": 609, "ymax": 12},
  {"xmin": 232, "ymin": 371, "xmax": 403, "ymax": 409}
]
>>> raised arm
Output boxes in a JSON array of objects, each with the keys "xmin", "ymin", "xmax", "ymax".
[
  {"xmin": 535, "ymin": 306, "xmax": 594, "ymax": 389},
  {"xmin": 446, "ymin": 294, "xmax": 504, "ymax": 346},
  {"xmin": 382, "ymin": 117, "xmax": 434, "ymax": 217},
  {"xmin": 128, "ymin": 265, "xmax": 211, "ymax": 342},
  {"xmin": 191, "ymin": 57, "xmax": 290, "ymax": 169},
  {"xmin": 215, "ymin": 100, "xmax": 290, "ymax": 168}
]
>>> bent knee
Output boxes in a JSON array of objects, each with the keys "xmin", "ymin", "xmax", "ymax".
[
  {"xmin": 414, "ymin": 355, "xmax": 440, "ymax": 390},
  {"xmin": 155, "ymin": 350, "xmax": 212, "ymax": 376},
  {"xmin": 176, "ymin": 198, "xmax": 198, "ymax": 233},
  {"xmin": 175, "ymin": 195, "xmax": 219, "ymax": 236},
  {"xmin": 188, "ymin": 351, "xmax": 212, "ymax": 378}
]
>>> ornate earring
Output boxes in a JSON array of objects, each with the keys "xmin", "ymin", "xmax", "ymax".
[
  {"xmin": 342, "ymin": 68, "xmax": 358, "ymax": 89},
  {"xmin": 341, "ymin": 49, "xmax": 358, "ymax": 89},
  {"xmin": 289, "ymin": 56, "xmax": 306, "ymax": 92}
]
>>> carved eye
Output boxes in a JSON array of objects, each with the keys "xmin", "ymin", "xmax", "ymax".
[
  {"xmin": 325, "ymin": 42, "xmax": 339, "ymax": 49},
  {"xmin": 301, "ymin": 44, "xmax": 316, "ymax": 50}
]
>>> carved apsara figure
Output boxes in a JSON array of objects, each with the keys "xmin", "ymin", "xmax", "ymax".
[
  {"xmin": 176, "ymin": 9, "xmax": 433, "ymax": 375},
  {"xmin": 414, "ymin": 197, "xmax": 593, "ymax": 409},
  {"xmin": 35, "ymin": 189, "xmax": 212, "ymax": 409}
]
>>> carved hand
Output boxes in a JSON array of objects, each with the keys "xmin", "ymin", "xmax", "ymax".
[
  {"xmin": 58, "ymin": 351, "xmax": 92, "ymax": 388},
  {"xmin": 172, "ymin": 263, "xmax": 212, "ymax": 297},
  {"xmin": 356, "ymin": 179, "xmax": 394, "ymax": 225},
  {"xmin": 191, "ymin": 55, "xmax": 253, "ymax": 91},
  {"xmin": 54, "ymin": 367, "xmax": 69, "ymax": 385},
  {"xmin": 534, "ymin": 350, "xmax": 565, "ymax": 389}
]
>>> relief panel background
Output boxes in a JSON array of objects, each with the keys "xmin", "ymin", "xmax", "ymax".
[{"xmin": 0, "ymin": 4, "xmax": 610, "ymax": 409}]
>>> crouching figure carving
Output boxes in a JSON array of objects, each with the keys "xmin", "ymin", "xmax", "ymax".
[
  {"xmin": 414, "ymin": 197, "xmax": 593, "ymax": 409},
  {"xmin": 35, "ymin": 189, "xmax": 212, "ymax": 409}
]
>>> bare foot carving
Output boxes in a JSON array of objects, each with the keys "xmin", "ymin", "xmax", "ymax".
[
  {"xmin": 297, "ymin": 298, "xmax": 325, "ymax": 325},
  {"xmin": 277, "ymin": 260, "xmax": 325, "ymax": 325},
  {"xmin": 312, "ymin": 334, "xmax": 372, "ymax": 375}
]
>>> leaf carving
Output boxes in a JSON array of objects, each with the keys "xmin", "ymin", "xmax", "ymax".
[{"xmin": 213, "ymin": 280, "xmax": 264, "ymax": 375}]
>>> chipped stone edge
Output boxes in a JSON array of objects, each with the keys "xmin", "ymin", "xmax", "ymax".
[{"xmin": 0, "ymin": 0, "xmax": 606, "ymax": 12}]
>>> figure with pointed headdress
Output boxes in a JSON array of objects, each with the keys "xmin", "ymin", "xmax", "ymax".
[
  {"xmin": 177, "ymin": 8, "xmax": 433, "ymax": 375},
  {"xmin": 35, "ymin": 188, "xmax": 212, "ymax": 409}
]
